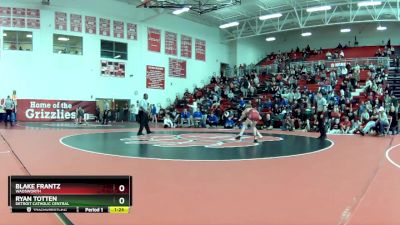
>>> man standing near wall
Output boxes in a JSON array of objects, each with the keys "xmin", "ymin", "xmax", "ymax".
[
  {"xmin": 4, "ymin": 96, "xmax": 14, "ymax": 127},
  {"xmin": 138, "ymin": 93, "xmax": 152, "ymax": 135}
]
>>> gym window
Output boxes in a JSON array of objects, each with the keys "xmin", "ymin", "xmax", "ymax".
[
  {"xmin": 53, "ymin": 34, "xmax": 83, "ymax": 55},
  {"xmin": 101, "ymin": 40, "xmax": 127, "ymax": 60},
  {"xmin": 3, "ymin": 30, "xmax": 33, "ymax": 51}
]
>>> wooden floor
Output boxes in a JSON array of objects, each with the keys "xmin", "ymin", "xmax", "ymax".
[{"xmin": 1, "ymin": 123, "xmax": 400, "ymax": 225}]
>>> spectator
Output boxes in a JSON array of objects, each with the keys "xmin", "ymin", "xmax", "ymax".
[
  {"xmin": 207, "ymin": 112, "xmax": 219, "ymax": 127},
  {"xmin": 151, "ymin": 104, "xmax": 158, "ymax": 124},
  {"xmin": 339, "ymin": 50, "xmax": 345, "ymax": 58},
  {"xmin": 326, "ymin": 51, "xmax": 332, "ymax": 60},
  {"xmin": 360, "ymin": 108, "xmax": 379, "ymax": 136},
  {"xmin": 163, "ymin": 114, "xmax": 175, "ymax": 128},
  {"xmin": 340, "ymin": 117, "xmax": 352, "ymax": 134},
  {"xmin": 180, "ymin": 108, "xmax": 192, "ymax": 127},
  {"xmin": 192, "ymin": 109, "xmax": 204, "ymax": 128}
]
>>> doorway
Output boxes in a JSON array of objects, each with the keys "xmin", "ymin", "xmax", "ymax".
[{"xmin": 96, "ymin": 98, "xmax": 130, "ymax": 122}]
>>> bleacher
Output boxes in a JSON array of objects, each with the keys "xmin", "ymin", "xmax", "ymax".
[
  {"xmin": 167, "ymin": 45, "xmax": 394, "ymax": 129},
  {"xmin": 258, "ymin": 45, "xmax": 389, "ymax": 66}
]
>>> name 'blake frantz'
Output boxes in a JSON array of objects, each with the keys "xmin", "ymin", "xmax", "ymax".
[{"xmin": 16, "ymin": 183, "xmax": 61, "ymax": 190}]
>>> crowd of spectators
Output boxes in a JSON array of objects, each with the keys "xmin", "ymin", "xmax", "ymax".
[{"xmin": 150, "ymin": 45, "xmax": 399, "ymax": 136}]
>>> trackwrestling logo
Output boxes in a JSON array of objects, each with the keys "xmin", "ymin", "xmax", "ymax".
[{"xmin": 120, "ymin": 133, "xmax": 283, "ymax": 148}]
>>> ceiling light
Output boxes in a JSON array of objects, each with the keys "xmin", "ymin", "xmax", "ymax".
[
  {"xmin": 219, "ymin": 21, "xmax": 239, "ymax": 29},
  {"xmin": 26, "ymin": 34, "xmax": 32, "ymax": 38},
  {"xmin": 3, "ymin": 33, "xmax": 7, "ymax": 37},
  {"xmin": 259, "ymin": 13, "xmax": 282, "ymax": 21},
  {"xmin": 266, "ymin": 37, "xmax": 276, "ymax": 42},
  {"xmin": 306, "ymin": 5, "xmax": 331, "ymax": 13},
  {"xmin": 377, "ymin": 25, "xmax": 387, "ymax": 31},
  {"xmin": 172, "ymin": 7, "xmax": 190, "ymax": 15},
  {"xmin": 114, "ymin": 55, "xmax": 121, "ymax": 59},
  {"xmin": 57, "ymin": 37, "xmax": 69, "ymax": 41},
  {"xmin": 357, "ymin": 1, "xmax": 382, "ymax": 7},
  {"xmin": 340, "ymin": 28, "xmax": 351, "ymax": 33},
  {"xmin": 301, "ymin": 32, "xmax": 312, "ymax": 37}
]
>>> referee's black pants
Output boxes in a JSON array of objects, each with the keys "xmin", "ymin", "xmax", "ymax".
[
  {"xmin": 5, "ymin": 109, "xmax": 13, "ymax": 126},
  {"xmin": 317, "ymin": 111, "xmax": 326, "ymax": 138},
  {"xmin": 138, "ymin": 111, "xmax": 151, "ymax": 135}
]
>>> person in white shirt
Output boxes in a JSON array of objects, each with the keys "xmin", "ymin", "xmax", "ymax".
[
  {"xmin": 130, "ymin": 104, "xmax": 136, "ymax": 122},
  {"xmin": 102, "ymin": 100, "xmax": 110, "ymax": 125},
  {"xmin": 137, "ymin": 93, "xmax": 152, "ymax": 135},
  {"xmin": 341, "ymin": 67, "xmax": 348, "ymax": 76},
  {"xmin": 163, "ymin": 114, "xmax": 175, "ymax": 128},
  {"xmin": 4, "ymin": 96, "xmax": 14, "ymax": 127},
  {"xmin": 326, "ymin": 51, "xmax": 332, "ymax": 60},
  {"xmin": 339, "ymin": 50, "xmax": 345, "ymax": 58}
]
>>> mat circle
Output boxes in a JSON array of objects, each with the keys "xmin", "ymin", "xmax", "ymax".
[{"xmin": 60, "ymin": 131, "xmax": 332, "ymax": 161}]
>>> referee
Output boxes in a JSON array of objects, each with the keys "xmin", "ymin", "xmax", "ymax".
[
  {"xmin": 137, "ymin": 93, "xmax": 152, "ymax": 135},
  {"xmin": 316, "ymin": 92, "xmax": 327, "ymax": 139}
]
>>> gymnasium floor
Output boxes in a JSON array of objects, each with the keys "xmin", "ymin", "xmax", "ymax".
[{"xmin": 1, "ymin": 122, "xmax": 400, "ymax": 225}]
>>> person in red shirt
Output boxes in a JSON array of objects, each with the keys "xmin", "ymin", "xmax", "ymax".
[{"xmin": 340, "ymin": 116, "xmax": 352, "ymax": 134}]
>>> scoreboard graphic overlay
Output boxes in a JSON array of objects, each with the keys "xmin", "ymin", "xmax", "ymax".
[{"xmin": 8, "ymin": 176, "xmax": 132, "ymax": 213}]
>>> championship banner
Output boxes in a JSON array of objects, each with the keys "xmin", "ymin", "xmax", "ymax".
[
  {"xmin": 146, "ymin": 65, "xmax": 165, "ymax": 89},
  {"xmin": 99, "ymin": 18, "xmax": 110, "ymax": 36},
  {"xmin": 12, "ymin": 18, "xmax": 25, "ymax": 28},
  {"xmin": 147, "ymin": 27, "xmax": 161, "ymax": 52},
  {"xmin": 16, "ymin": 99, "xmax": 96, "ymax": 122},
  {"xmin": 195, "ymin": 39, "xmax": 206, "ymax": 61},
  {"xmin": 181, "ymin": 35, "xmax": 192, "ymax": 58},
  {"xmin": 55, "ymin": 12, "xmax": 67, "ymax": 30},
  {"xmin": 12, "ymin": 8, "xmax": 26, "ymax": 17},
  {"xmin": 0, "ymin": 7, "xmax": 11, "ymax": 17},
  {"xmin": 85, "ymin": 16, "xmax": 96, "ymax": 34},
  {"xmin": 101, "ymin": 60, "xmax": 125, "ymax": 78},
  {"xmin": 26, "ymin": 9, "xmax": 40, "ymax": 18},
  {"xmin": 70, "ymin": 14, "xmax": 82, "ymax": 32},
  {"xmin": 113, "ymin": 20, "xmax": 124, "ymax": 39},
  {"xmin": 169, "ymin": 58, "xmax": 186, "ymax": 78},
  {"xmin": 127, "ymin": 23, "xmax": 137, "ymax": 40},
  {"xmin": 0, "ymin": 8, "xmax": 40, "ymax": 28},
  {"xmin": 26, "ymin": 18, "xmax": 40, "ymax": 29},
  {"xmin": 165, "ymin": 31, "xmax": 177, "ymax": 55},
  {"xmin": 0, "ymin": 17, "xmax": 11, "ymax": 27}
]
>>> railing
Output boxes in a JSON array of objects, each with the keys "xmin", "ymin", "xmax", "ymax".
[{"xmin": 288, "ymin": 57, "xmax": 390, "ymax": 69}]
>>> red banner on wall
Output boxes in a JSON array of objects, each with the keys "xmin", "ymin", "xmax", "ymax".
[
  {"xmin": 127, "ymin": 23, "xmax": 137, "ymax": 40},
  {"xmin": 169, "ymin": 58, "xmax": 186, "ymax": 78},
  {"xmin": 195, "ymin": 39, "xmax": 206, "ymax": 61},
  {"xmin": 165, "ymin": 31, "xmax": 177, "ymax": 55},
  {"xmin": 12, "ymin": 18, "xmax": 25, "ymax": 28},
  {"xmin": 85, "ymin": 16, "xmax": 97, "ymax": 34},
  {"xmin": 70, "ymin": 14, "xmax": 82, "ymax": 32},
  {"xmin": 148, "ymin": 27, "xmax": 161, "ymax": 52},
  {"xmin": 0, "ymin": 7, "xmax": 11, "ymax": 17},
  {"xmin": 12, "ymin": 8, "xmax": 26, "ymax": 17},
  {"xmin": 55, "ymin": 11, "xmax": 67, "ymax": 30},
  {"xmin": 181, "ymin": 35, "xmax": 192, "ymax": 58},
  {"xmin": 85, "ymin": 16, "xmax": 96, "ymax": 34},
  {"xmin": 101, "ymin": 60, "xmax": 125, "ymax": 78},
  {"xmin": 26, "ymin": 9, "xmax": 40, "ymax": 18},
  {"xmin": 26, "ymin": 18, "xmax": 40, "ymax": 29},
  {"xmin": 0, "ymin": 17, "xmax": 11, "ymax": 27},
  {"xmin": 16, "ymin": 99, "xmax": 96, "ymax": 122},
  {"xmin": 146, "ymin": 65, "xmax": 165, "ymax": 89},
  {"xmin": 99, "ymin": 18, "xmax": 110, "ymax": 36},
  {"xmin": 113, "ymin": 20, "xmax": 124, "ymax": 38}
]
